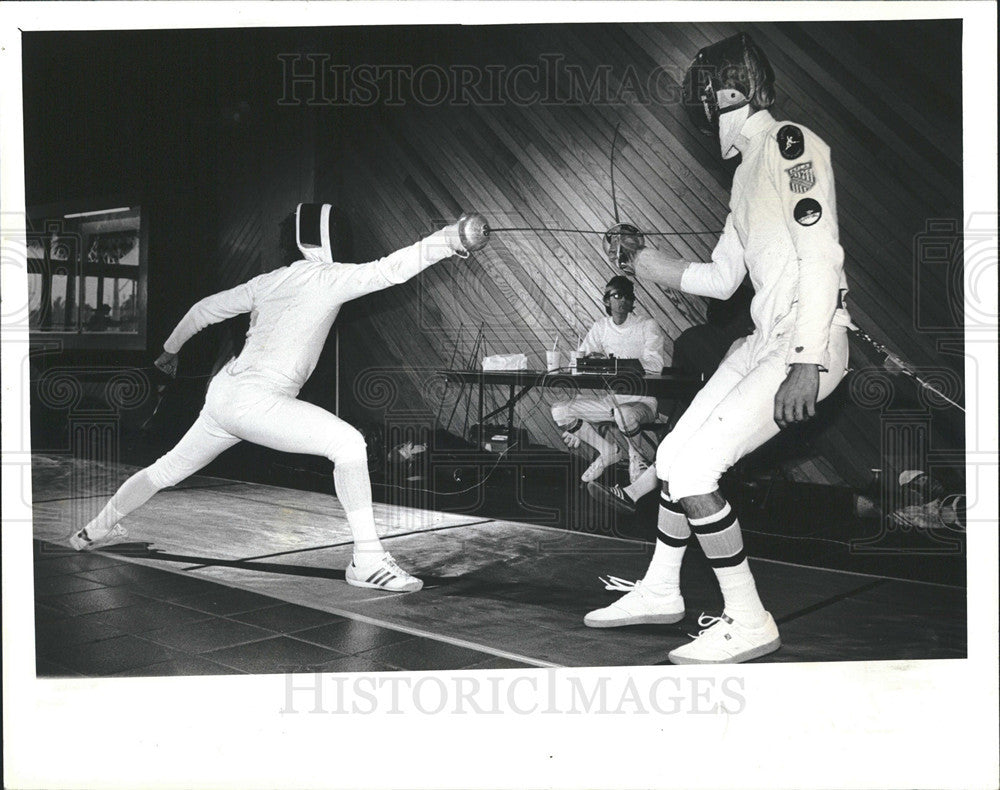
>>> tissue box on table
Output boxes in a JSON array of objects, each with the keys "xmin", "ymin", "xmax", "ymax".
[{"xmin": 482, "ymin": 353, "xmax": 528, "ymax": 371}]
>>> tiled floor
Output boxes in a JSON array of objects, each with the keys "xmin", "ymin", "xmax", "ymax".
[
  {"xmin": 33, "ymin": 540, "xmax": 528, "ymax": 678},
  {"xmin": 30, "ymin": 455, "xmax": 966, "ymax": 673}
]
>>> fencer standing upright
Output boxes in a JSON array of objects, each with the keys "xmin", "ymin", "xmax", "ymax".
[
  {"xmin": 70, "ymin": 205, "xmax": 490, "ymax": 593},
  {"xmin": 589, "ymin": 33, "xmax": 852, "ymax": 664}
]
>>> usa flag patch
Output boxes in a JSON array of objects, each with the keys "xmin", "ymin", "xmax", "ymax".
[{"xmin": 786, "ymin": 162, "xmax": 816, "ymax": 194}]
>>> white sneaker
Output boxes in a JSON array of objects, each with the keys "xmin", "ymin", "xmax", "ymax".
[
  {"xmin": 668, "ymin": 612, "xmax": 781, "ymax": 664},
  {"xmin": 584, "ymin": 577, "xmax": 685, "ymax": 627},
  {"xmin": 581, "ymin": 449, "xmax": 622, "ymax": 483},
  {"xmin": 68, "ymin": 523, "xmax": 129, "ymax": 552},
  {"xmin": 345, "ymin": 551, "xmax": 423, "ymax": 592},
  {"xmin": 628, "ymin": 450, "xmax": 650, "ymax": 485}
]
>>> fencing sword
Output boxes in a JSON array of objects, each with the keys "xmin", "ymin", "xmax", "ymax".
[
  {"xmin": 849, "ymin": 326, "xmax": 966, "ymax": 413},
  {"xmin": 469, "ymin": 121, "xmax": 968, "ymax": 415},
  {"xmin": 484, "ymin": 123, "xmax": 716, "ymax": 240}
]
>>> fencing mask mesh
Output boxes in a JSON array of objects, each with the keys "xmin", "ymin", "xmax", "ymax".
[{"xmin": 682, "ymin": 33, "xmax": 776, "ymax": 138}]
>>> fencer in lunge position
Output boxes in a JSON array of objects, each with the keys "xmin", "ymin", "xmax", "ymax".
[
  {"xmin": 589, "ymin": 33, "xmax": 852, "ymax": 663},
  {"xmin": 551, "ymin": 276, "xmax": 665, "ymax": 484},
  {"xmin": 69, "ymin": 205, "xmax": 490, "ymax": 593}
]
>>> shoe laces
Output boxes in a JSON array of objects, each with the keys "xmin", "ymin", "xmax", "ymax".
[
  {"xmin": 687, "ymin": 613, "xmax": 727, "ymax": 640},
  {"xmin": 599, "ymin": 575, "xmax": 640, "ymax": 592},
  {"xmin": 381, "ymin": 552, "xmax": 412, "ymax": 579}
]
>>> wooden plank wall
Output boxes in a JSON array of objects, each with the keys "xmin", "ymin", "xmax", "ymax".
[
  {"xmin": 209, "ymin": 36, "xmax": 317, "ymax": 369},
  {"xmin": 312, "ymin": 21, "xmax": 964, "ymax": 487}
]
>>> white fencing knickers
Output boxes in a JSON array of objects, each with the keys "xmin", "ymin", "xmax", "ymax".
[
  {"xmin": 656, "ymin": 327, "xmax": 849, "ymax": 500},
  {"xmin": 147, "ymin": 367, "xmax": 369, "ymax": 489},
  {"xmin": 551, "ymin": 394, "xmax": 657, "ymax": 433}
]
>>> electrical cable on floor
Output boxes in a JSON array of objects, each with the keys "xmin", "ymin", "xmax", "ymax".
[
  {"xmin": 270, "ymin": 442, "xmax": 519, "ymax": 499},
  {"xmin": 739, "ymin": 527, "xmax": 854, "ymax": 549}
]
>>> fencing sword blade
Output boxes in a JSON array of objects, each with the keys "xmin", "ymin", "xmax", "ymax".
[{"xmin": 487, "ymin": 226, "xmax": 718, "ymax": 237}]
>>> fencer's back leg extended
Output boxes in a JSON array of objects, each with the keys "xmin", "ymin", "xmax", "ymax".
[{"xmin": 70, "ymin": 413, "xmax": 240, "ymax": 550}]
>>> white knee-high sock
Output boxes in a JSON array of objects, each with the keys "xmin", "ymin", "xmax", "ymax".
[
  {"xmin": 83, "ymin": 469, "xmax": 160, "ymax": 539},
  {"xmin": 688, "ymin": 502, "xmax": 767, "ymax": 626},
  {"xmin": 333, "ymin": 459, "xmax": 385, "ymax": 564},
  {"xmin": 641, "ymin": 492, "xmax": 689, "ymax": 597}
]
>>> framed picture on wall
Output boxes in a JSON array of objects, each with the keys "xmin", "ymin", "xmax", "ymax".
[{"xmin": 26, "ymin": 201, "xmax": 148, "ymax": 350}]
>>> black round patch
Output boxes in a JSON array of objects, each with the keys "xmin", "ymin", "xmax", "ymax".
[
  {"xmin": 794, "ymin": 198, "xmax": 823, "ymax": 226},
  {"xmin": 777, "ymin": 125, "xmax": 805, "ymax": 160}
]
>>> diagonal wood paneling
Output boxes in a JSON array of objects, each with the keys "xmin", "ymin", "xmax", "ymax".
[{"xmin": 314, "ymin": 22, "xmax": 963, "ymax": 486}]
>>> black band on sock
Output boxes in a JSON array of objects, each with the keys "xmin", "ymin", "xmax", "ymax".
[
  {"xmin": 705, "ymin": 548, "xmax": 747, "ymax": 568},
  {"xmin": 689, "ymin": 507, "xmax": 738, "ymax": 535},
  {"xmin": 659, "ymin": 494, "xmax": 684, "ymax": 513},
  {"xmin": 657, "ymin": 531, "xmax": 690, "ymax": 548},
  {"xmin": 621, "ymin": 425, "xmax": 643, "ymax": 438}
]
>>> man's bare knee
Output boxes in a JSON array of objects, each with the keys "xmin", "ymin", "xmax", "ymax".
[{"xmin": 679, "ymin": 491, "xmax": 727, "ymax": 520}]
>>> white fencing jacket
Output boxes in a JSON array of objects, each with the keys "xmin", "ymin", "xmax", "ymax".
[
  {"xmin": 680, "ymin": 110, "xmax": 852, "ymax": 370},
  {"xmin": 164, "ymin": 231, "xmax": 456, "ymax": 393}
]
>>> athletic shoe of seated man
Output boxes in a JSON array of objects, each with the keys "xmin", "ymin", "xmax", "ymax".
[
  {"xmin": 584, "ymin": 578, "xmax": 685, "ymax": 627},
  {"xmin": 580, "ymin": 448, "xmax": 622, "ymax": 483},
  {"xmin": 68, "ymin": 523, "xmax": 129, "ymax": 552},
  {"xmin": 346, "ymin": 551, "xmax": 423, "ymax": 592},
  {"xmin": 586, "ymin": 481, "xmax": 637, "ymax": 515},
  {"xmin": 667, "ymin": 612, "xmax": 781, "ymax": 664},
  {"xmin": 627, "ymin": 451, "xmax": 650, "ymax": 485}
]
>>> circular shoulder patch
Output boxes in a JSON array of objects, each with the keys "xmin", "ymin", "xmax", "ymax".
[
  {"xmin": 793, "ymin": 198, "xmax": 823, "ymax": 226},
  {"xmin": 777, "ymin": 125, "xmax": 805, "ymax": 160}
]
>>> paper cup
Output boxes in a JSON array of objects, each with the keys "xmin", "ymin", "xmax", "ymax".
[{"xmin": 546, "ymin": 350, "xmax": 560, "ymax": 372}]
